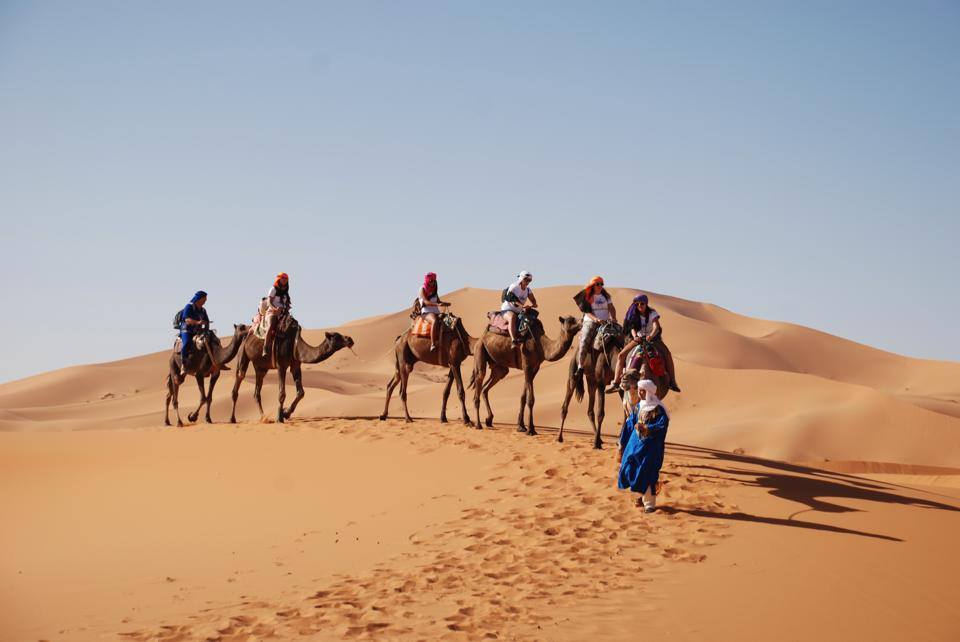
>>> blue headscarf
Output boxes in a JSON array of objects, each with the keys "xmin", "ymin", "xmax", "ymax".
[
  {"xmin": 190, "ymin": 291, "xmax": 207, "ymax": 304},
  {"xmin": 624, "ymin": 294, "xmax": 649, "ymax": 329}
]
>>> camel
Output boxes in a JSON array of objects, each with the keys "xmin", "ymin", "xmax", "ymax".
[
  {"xmin": 229, "ymin": 317, "xmax": 354, "ymax": 423},
  {"xmin": 557, "ymin": 323, "xmax": 626, "ymax": 448},
  {"xmin": 165, "ymin": 324, "xmax": 249, "ymax": 427},
  {"xmin": 380, "ymin": 316, "xmax": 478, "ymax": 425},
  {"xmin": 470, "ymin": 314, "xmax": 581, "ymax": 435}
]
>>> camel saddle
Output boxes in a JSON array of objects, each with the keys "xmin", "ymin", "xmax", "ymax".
[
  {"xmin": 410, "ymin": 313, "xmax": 459, "ymax": 338},
  {"xmin": 593, "ymin": 322, "xmax": 623, "ymax": 351},
  {"xmin": 173, "ymin": 331, "xmax": 213, "ymax": 355},
  {"xmin": 627, "ymin": 341, "xmax": 667, "ymax": 377},
  {"xmin": 252, "ymin": 299, "xmax": 295, "ymax": 340},
  {"xmin": 486, "ymin": 309, "xmax": 538, "ymax": 338}
]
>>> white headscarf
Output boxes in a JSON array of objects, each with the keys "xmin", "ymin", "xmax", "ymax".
[{"xmin": 637, "ymin": 379, "xmax": 668, "ymax": 419}]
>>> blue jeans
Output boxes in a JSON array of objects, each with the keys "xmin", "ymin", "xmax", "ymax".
[{"xmin": 180, "ymin": 331, "xmax": 193, "ymax": 363}]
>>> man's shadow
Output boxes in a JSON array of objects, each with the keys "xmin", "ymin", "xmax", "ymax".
[{"xmin": 659, "ymin": 443, "xmax": 960, "ymax": 542}]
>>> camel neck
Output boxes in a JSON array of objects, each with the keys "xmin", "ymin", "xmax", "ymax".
[
  {"xmin": 216, "ymin": 330, "xmax": 245, "ymax": 366},
  {"xmin": 540, "ymin": 327, "xmax": 577, "ymax": 362},
  {"xmin": 296, "ymin": 332, "xmax": 338, "ymax": 364}
]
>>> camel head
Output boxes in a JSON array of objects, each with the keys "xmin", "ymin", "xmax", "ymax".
[
  {"xmin": 325, "ymin": 331, "xmax": 355, "ymax": 352},
  {"xmin": 557, "ymin": 315, "xmax": 582, "ymax": 338},
  {"xmin": 232, "ymin": 323, "xmax": 250, "ymax": 337}
]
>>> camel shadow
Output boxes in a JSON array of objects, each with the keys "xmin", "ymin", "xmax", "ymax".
[{"xmin": 660, "ymin": 443, "xmax": 960, "ymax": 542}]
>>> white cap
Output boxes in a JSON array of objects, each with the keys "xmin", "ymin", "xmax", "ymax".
[{"xmin": 517, "ymin": 270, "xmax": 533, "ymax": 281}]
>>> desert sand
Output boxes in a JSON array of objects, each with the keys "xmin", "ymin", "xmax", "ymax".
[{"xmin": 2, "ymin": 286, "xmax": 959, "ymax": 641}]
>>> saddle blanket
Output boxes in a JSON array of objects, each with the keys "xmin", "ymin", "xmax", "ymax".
[
  {"xmin": 411, "ymin": 313, "xmax": 460, "ymax": 338},
  {"xmin": 174, "ymin": 333, "xmax": 209, "ymax": 354},
  {"xmin": 411, "ymin": 316, "xmax": 433, "ymax": 338},
  {"xmin": 486, "ymin": 311, "xmax": 510, "ymax": 336},
  {"xmin": 252, "ymin": 299, "xmax": 294, "ymax": 340}
]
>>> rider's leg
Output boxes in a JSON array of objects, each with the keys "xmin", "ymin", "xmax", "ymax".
[
  {"xmin": 655, "ymin": 336, "xmax": 680, "ymax": 391},
  {"xmin": 505, "ymin": 311, "xmax": 519, "ymax": 343},
  {"xmin": 426, "ymin": 312, "xmax": 439, "ymax": 350},
  {"xmin": 576, "ymin": 317, "xmax": 596, "ymax": 373},
  {"xmin": 179, "ymin": 331, "xmax": 191, "ymax": 376},
  {"xmin": 607, "ymin": 337, "xmax": 638, "ymax": 393},
  {"xmin": 262, "ymin": 312, "xmax": 278, "ymax": 358}
]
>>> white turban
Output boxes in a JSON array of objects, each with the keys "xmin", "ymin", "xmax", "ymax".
[{"xmin": 637, "ymin": 379, "xmax": 668, "ymax": 419}]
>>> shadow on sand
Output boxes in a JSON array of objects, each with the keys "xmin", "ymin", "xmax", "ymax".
[{"xmin": 659, "ymin": 443, "xmax": 960, "ymax": 542}]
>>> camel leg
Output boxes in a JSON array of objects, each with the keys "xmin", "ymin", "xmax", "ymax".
[
  {"xmin": 585, "ymin": 375, "xmax": 598, "ymax": 444},
  {"xmin": 230, "ymin": 353, "xmax": 249, "ymax": 424},
  {"xmin": 380, "ymin": 371, "xmax": 399, "ymax": 421},
  {"xmin": 398, "ymin": 363, "xmax": 414, "ymax": 423},
  {"xmin": 284, "ymin": 363, "xmax": 305, "ymax": 420},
  {"xmin": 277, "ymin": 365, "xmax": 288, "ymax": 423},
  {"xmin": 524, "ymin": 368, "xmax": 537, "ymax": 437},
  {"xmin": 439, "ymin": 368, "xmax": 454, "ymax": 423},
  {"xmin": 205, "ymin": 371, "xmax": 220, "ymax": 423},
  {"xmin": 481, "ymin": 364, "xmax": 508, "ymax": 429},
  {"xmin": 471, "ymin": 347, "xmax": 489, "ymax": 429},
  {"xmin": 558, "ymin": 374, "xmax": 576, "ymax": 443},
  {"xmin": 172, "ymin": 374, "xmax": 184, "ymax": 428},
  {"xmin": 164, "ymin": 373, "xmax": 174, "ymax": 426},
  {"xmin": 253, "ymin": 367, "xmax": 267, "ymax": 419},
  {"xmin": 516, "ymin": 386, "xmax": 528, "ymax": 433},
  {"xmin": 188, "ymin": 374, "xmax": 206, "ymax": 423},
  {"xmin": 595, "ymin": 373, "xmax": 606, "ymax": 450},
  {"xmin": 452, "ymin": 364, "xmax": 472, "ymax": 427}
]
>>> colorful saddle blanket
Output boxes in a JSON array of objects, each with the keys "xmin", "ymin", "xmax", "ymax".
[
  {"xmin": 411, "ymin": 316, "xmax": 433, "ymax": 337},
  {"xmin": 411, "ymin": 313, "xmax": 459, "ymax": 338}
]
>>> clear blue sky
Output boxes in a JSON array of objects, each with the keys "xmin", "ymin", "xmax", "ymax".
[{"xmin": 1, "ymin": 1, "xmax": 957, "ymax": 383}]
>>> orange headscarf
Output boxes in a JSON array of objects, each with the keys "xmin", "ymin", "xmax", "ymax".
[
  {"xmin": 274, "ymin": 272, "xmax": 289, "ymax": 287},
  {"xmin": 584, "ymin": 276, "xmax": 604, "ymax": 299}
]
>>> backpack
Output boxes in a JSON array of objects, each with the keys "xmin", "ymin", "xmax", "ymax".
[{"xmin": 172, "ymin": 308, "xmax": 184, "ymax": 330}]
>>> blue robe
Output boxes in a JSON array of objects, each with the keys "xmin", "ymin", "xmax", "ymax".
[{"xmin": 617, "ymin": 405, "xmax": 669, "ymax": 494}]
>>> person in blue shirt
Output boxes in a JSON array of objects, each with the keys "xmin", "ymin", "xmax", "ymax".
[
  {"xmin": 617, "ymin": 378, "xmax": 670, "ymax": 513},
  {"xmin": 179, "ymin": 291, "xmax": 210, "ymax": 377}
]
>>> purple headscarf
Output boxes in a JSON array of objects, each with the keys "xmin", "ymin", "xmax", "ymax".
[{"xmin": 624, "ymin": 294, "xmax": 649, "ymax": 328}]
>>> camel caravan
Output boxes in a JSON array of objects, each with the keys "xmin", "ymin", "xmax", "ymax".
[{"xmin": 165, "ymin": 271, "xmax": 681, "ymax": 450}]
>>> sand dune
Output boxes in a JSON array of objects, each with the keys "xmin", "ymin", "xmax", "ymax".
[
  {"xmin": 3, "ymin": 419, "xmax": 958, "ymax": 641},
  {"xmin": 2, "ymin": 286, "xmax": 960, "ymax": 641},
  {"xmin": 2, "ymin": 286, "xmax": 958, "ymax": 467}
]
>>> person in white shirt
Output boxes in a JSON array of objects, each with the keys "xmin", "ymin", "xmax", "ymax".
[
  {"xmin": 607, "ymin": 293, "xmax": 680, "ymax": 393},
  {"xmin": 573, "ymin": 276, "xmax": 617, "ymax": 377},
  {"xmin": 419, "ymin": 272, "xmax": 450, "ymax": 351},
  {"xmin": 500, "ymin": 271, "xmax": 538, "ymax": 344},
  {"xmin": 262, "ymin": 272, "xmax": 292, "ymax": 358}
]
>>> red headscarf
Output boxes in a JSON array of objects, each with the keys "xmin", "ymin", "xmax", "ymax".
[
  {"xmin": 274, "ymin": 272, "xmax": 289, "ymax": 288},
  {"xmin": 423, "ymin": 272, "xmax": 438, "ymax": 296}
]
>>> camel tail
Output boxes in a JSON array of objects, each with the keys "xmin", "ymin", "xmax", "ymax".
[{"xmin": 573, "ymin": 368, "xmax": 585, "ymax": 403}]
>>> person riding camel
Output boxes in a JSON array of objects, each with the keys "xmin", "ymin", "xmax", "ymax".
[
  {"xmin": 501, "ymin": 271, "xmax": 538, "ymax": 345},
  {"xmin": 178, "ymin": 290, "xmax": 214, "ymax": 377},
  {"xmin": 262, "ymin": 272, "xmax": 292, "ymax": 359},
  {"xmin": 607, "ymin": 293, "xmax": 680, "ymax": 393},
  {"xmin": 419, "ymin": 272, "xmax": 451, "ymax": 352},
  {"xmin": 573, "ymin": 276, "xmax": 617, "ymax": 378}
]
